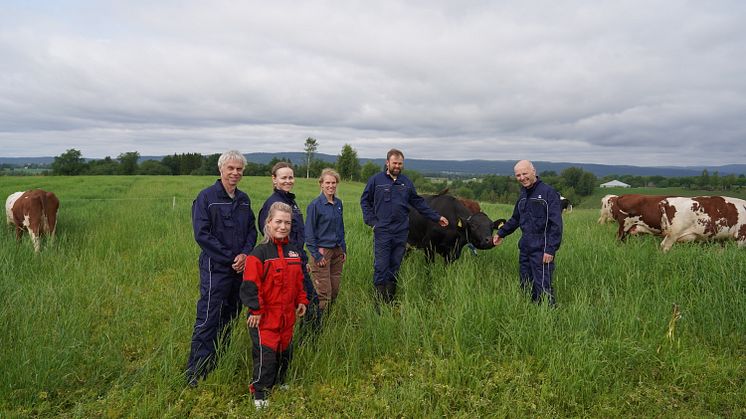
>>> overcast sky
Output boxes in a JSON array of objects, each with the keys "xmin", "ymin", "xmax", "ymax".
[{"xmin": 1, "ymin": 1, "xmax": 744, "ymax": 166}]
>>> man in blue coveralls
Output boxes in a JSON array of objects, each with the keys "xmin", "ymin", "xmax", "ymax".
[
  {"xmin": 493, "ymin": 160, "xmax": 563, "ymax": 305},
  {"xmin": 360, "ymin": 149, "xmax": 449, "ymax": 303},
  {"xmin": 186, "ymin": 150, "xmax": 257, "ymax": 387}
]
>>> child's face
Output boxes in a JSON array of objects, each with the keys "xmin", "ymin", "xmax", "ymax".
[{"xmin": 267, "ymin": 211, "xmax": 292, "ymax": 240}]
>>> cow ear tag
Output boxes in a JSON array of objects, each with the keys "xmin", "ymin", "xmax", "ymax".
[{"xmin": 457, "ymin": 219, "xmax": 462, "ymax": 228}]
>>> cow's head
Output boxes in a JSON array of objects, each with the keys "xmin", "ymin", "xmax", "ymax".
[{"xmin": 460, "ymin": 212, "xmax": 495, "ymax": 249}]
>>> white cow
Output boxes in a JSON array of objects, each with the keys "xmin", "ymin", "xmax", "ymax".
[{"xmin": 659, "ymin": 196, "xmax": 746, "ymax": 252}]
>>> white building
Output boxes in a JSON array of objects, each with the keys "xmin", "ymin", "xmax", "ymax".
[{"xmin": 600, "ymin": 180, "xmax": 631, "ymax": 188}]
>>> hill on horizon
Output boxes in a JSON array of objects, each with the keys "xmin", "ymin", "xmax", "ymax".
[{"xmin": 2, "ymin": 153, "xmax": 744, "ymax": 178}]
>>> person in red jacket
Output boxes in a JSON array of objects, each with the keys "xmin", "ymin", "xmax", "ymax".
[{"xmin": 241, "ymin": 201, "xmax": 308, "ymax": 409}]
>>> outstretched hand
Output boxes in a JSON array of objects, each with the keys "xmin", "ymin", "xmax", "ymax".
[{"xmin": 438, "ymin": 216, "xmax": 449, "ymax": 227}]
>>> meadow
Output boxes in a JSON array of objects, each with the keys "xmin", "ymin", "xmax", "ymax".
[{"xmin": 1, "ymin": 176, "xmax": 744, "ymax": 418}]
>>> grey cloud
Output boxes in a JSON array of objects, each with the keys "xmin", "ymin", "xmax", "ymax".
[{"xmin": 1, "ymin": 1, "xmax": 745, "ymax": 166}]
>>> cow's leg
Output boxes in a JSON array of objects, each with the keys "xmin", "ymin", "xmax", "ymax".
[
  {"xmin": 30, "ymin": 231, "xmax": 40, "ymax": 253},
  {"xmin": 661, "ymin": 231, "xmax": 699, "ymax": 252},
  {"xmin": 660, "ymin": 235, "xmax": 675, "ymax": 252},
  {"xmin": 616, "ymin": 221, "xmax": 627, "ymax": 241}
]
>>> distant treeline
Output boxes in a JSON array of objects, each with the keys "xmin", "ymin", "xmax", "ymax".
[{"xmin": 4, "ymin": 148, "xmax": 744, "ymax": 206}]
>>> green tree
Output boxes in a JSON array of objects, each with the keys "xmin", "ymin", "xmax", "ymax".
[
  {"xmin": 360, "ymin": 161, "xmax": 380, "ymax": 181},
  {"xmin": 336, "ymin": 144, "xmax": 360, "ymax": 181},
  {"xmin": 244, "ymin": 161, "xmax": 268, "ymax": 176},
  {"xmin": 192, "ymin": 153, "xmax": 220, "ymax": 176},
  {"xmin": 138, "ymin": 160, "xmax": 172, "ymax": 175},
  {"xmin": 52, "ymin": 148, "xmax": 86, "ymax": 175},
  {"xmin": 576, "ymin": 172, "xmax": 597, "ymax": 196},
  {"xmin": 560, "ymin": 167, "xmax": 584, "ymax": 190},
  {"xmin": 304, "ymin": 137, "xmax": 318, "ymax": 179},
  {"xmin": 697, "ymin": 169, "xmax": 710, "ymax": 189},
  {"xmin": 88, "ymin": 156, "xmax": 119, "ymax": 175},
  {"xmin": 117, "ymin": 151, "xmax": 140, "ymax": 175}
]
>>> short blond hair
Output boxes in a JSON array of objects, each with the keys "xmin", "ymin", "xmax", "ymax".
[{"xmin": 318, "ymin": 168, "xmax": 341, "ymax": 184}]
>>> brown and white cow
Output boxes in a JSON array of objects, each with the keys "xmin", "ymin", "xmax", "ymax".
[
  {"xmin": 659, "ymin": 196, "xmax": 746, "ymax": 252},
  {"xmin": 598, "ymin": 194, "xmax": 618, "ymax": 224},
  {"xmin": 6, "ymin": 189, "xmax": 60, "ymax": 252},
  {"xmin": 604, "ymin": 194, "xmax": 672, "ymax": 240}
]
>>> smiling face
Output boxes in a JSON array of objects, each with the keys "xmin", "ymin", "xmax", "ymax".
[
  {"xmin": 513, "ymin": 160, "xmax": 537, "ymax": 189},
  {"xmin": 273, "ymin": 167, "xmax": 295, "ymax": 192},
  {"xmin": 320, "ymin": 174, "xmax": 338, "ymax": 198},
  {"xmin": 267, "ymin": 210, "xmax": 292, "ymax": 240},
  {"xmin": 219, "ymin": 159, "xmax": 244, "ymax": 190}
]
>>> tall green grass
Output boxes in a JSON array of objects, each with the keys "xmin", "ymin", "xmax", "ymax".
[{"xmin": 1, "ymin": 176, "xmax": 744, "ymax": 417}]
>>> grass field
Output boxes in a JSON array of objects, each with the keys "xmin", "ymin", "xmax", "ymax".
[{"xmin": 2, "ymin": 176, "xmax": 744, "ymax": 417}]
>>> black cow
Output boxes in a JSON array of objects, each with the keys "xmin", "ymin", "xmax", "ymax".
[
  {"xmin": 408, "ymin": 191, "xmax": 497, "ymax": 263},
  {"xmin": 560, "ymin": 196, "xmax": 572, "ymax": 212}
]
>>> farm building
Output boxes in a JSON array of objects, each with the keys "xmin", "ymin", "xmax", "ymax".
[{"xmin": 600, "ymin": 180, "xmax": 631, "ymax": 188}]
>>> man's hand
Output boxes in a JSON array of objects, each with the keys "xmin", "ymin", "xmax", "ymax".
[
  {"xmin": 492, "ymin": 235, "xmax": 503, "ymax": 246},
  {"xmin": 543, "ymin": 253, "xmax": 554, "ymax": 264},
  {"xmin": 438, "ymin": 216, "xmax": 449, "ymax": 227},
  {"xmin": 296, "ymin": 304, "xmax": 307, "ymax": 317},
  {"xmin": 232, "ymin": 253, "xmax": 247, "ymax": 273}
]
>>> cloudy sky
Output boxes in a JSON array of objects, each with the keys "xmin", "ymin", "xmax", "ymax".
[{"xmin": 1, "ymin": 1, "xmax": 744, "ymax": 166}]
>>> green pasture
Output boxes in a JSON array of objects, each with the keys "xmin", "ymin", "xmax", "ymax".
[{"xmin": 1, "ymin": 176, "xmax": 744, "ymax": 417}]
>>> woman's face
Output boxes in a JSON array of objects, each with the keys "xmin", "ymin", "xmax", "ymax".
[
  {"xmin": 320, "ymin": 175, "xmax": 338, "ymax": 198},
  {"xmin": 267, "ymin": 211, "xmax": 292, "ymax": 240},
  {"xmin": 273, "ymin": 167, "xmax": 295, "ymax": 192}
]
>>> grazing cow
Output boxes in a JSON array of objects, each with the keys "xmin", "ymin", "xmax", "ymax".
[
  {"xmin": 598, "ymin": 194, "xmax": 618, "ymax": 224},
  {"xmin": 608, "ymin": 194, "xmax": 671, "ymax": 240},
  {"xmin": 659, "ymin": 196, "xmax": 746, "ymax": 252},
  {"xmin": 6, "ymin": 189, "xmax": 59, "ymax": 252},
  {"xmin": 408, "ymin": 191, "xmax": 498, "ymax": 263},
  {"xmin": 560, "ymin": 196, "xmax": 573, "ymax": 213}
]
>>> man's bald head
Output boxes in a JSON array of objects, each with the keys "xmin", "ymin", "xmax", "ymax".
[{"xmin": 514, "ymin": 160, "xmax": 538, "ymax": 188}]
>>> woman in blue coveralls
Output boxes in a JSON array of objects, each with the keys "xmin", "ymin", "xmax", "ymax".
[{"xmin": 257, "ymin": 162, "xmax": 320, "ymax": 332}]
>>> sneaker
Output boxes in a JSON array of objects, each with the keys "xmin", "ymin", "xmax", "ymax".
[{"xmin": 254, "ymin": 399, "xmax": 269, "ymax": 410}]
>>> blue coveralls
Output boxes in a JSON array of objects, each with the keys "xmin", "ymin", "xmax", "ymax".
[
  {"xmin": 187, "ymin": 179, "xmax": 257, "ymax": 380},
  {"xmin": 497, "ymin": 178, "xmax": 563, "ymax": 305},
  {"xmin": 360, "ymin": 171, "xmax": 441, "ymax": 298},
  {"xmin": 258, "ymin": 189, "xmax": 320, "ymax": 326}
]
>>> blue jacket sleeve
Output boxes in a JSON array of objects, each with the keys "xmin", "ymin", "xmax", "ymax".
[
  {"xmin": 545, "ymin": 190, "xmax": 563, "ymax": 255},
  {"xmin": 497, "ymin": 202, "xmax": 521, "ymax": 238},
  {"xmin": 257, "ymin": 200, "xmax": 270, "ymax": 237},
  {"xmin": 192, "ymin": 193, "xmax": 234, "ymax": 264},
  {"xmin": 339, "ymin": 200, "xmax": 347, "ymax": 253},
  {"xmin": 241, "ymin": 204, "xmax": 258, "ymax": 256},
  {"xmin": 304, "ymin": 200, "xmax": 322, "ymax": 262},
  {"xmin": 360, "ymin": 178, "xmax": 377, "ymax": 227}
]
